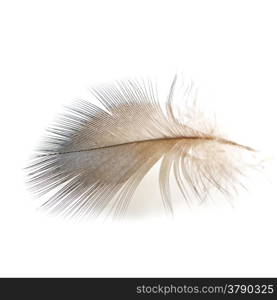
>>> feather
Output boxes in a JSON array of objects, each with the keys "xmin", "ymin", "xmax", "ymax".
[{"xmin": 26, "ymin": 76, "xmax": 258, "ymax": 219}]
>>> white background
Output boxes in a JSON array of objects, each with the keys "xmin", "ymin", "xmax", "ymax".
[{"xmin": 0, "ymin": 0, "xmax": 277, "ymax": 277}]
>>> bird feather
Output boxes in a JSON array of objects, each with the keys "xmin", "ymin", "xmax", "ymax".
[{"xmin": 26, "ymin": 76, "xmax": 257, "ymax": 219}]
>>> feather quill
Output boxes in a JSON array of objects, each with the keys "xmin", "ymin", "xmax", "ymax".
[{"xmin": 26, "ymin": 76, "xmax": 258, "ymax": 219}]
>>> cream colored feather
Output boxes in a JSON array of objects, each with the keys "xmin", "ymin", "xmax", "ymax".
[{"xmin": 26, "ymin": 76, "xmax": 258, "ymax": 219}]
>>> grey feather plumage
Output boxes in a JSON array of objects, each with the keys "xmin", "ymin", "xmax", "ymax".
[{"xmin": 26, "ymin": 76, "xmax": 257, "ymax": 219}]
